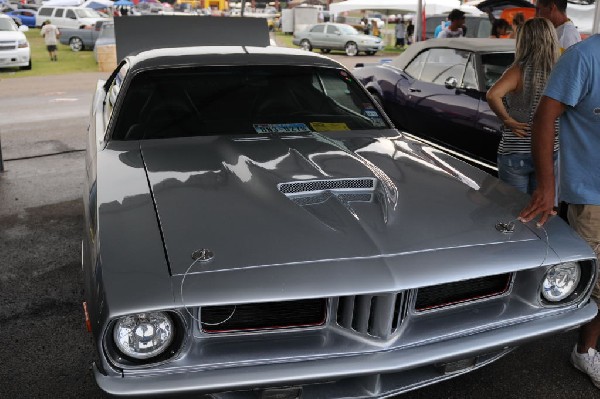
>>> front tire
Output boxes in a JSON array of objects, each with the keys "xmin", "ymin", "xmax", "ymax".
[
  {"xmin": 300, "ymin": 39, "xmax": 312, "ymax": 52},
  {"xmin": 345, "ymin": 41, "xmax": 358, "ymax": 56},
  {"xmin": 69, "ymin": 37, "xmax": 84, "ymax": 52}
]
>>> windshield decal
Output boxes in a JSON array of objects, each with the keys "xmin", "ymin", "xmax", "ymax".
[
  {"xmin": 310, "ymin": 122, "xmax": 350, "ymax": 132},
  {"xmin": 253, "ymin": 123, "xmax": 311, "ymax": 134}
]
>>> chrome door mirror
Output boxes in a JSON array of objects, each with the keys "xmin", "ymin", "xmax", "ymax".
[{"xmin": 444, "ymin": 77, "xmax": 458, "ymax": 89}]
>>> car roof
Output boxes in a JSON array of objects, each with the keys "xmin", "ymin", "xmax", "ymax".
[
  {"xmin": 128, "ymin": 45, "xmax": 344, "ymax": 73},
  {"xmin": 391, "ymin": 38, "xmax": 515, "ymax": 70}
]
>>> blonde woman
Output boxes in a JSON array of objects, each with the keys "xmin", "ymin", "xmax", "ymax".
[{"xmin": 486, "ymin": 18, "xmax": 560, "ymax": 194}]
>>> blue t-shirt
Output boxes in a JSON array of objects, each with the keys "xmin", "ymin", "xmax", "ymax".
[
  {"xmin": 434, "ymin": 21, "xmax": 450, "ymax": 38},
  {"xmin": 544, "ymin": 35, "xmax": 600, "ymax": 204}
]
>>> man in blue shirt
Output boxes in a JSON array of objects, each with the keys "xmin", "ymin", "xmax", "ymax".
[{"xmin": 520, "ymin": 34, "xmax": 600, "ymax": 389}]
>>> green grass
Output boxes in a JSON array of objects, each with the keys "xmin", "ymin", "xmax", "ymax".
[
  {"xmin": 0, "ymin": 28, "xmax": 98, "ymax": 79},
  {"xmin": 1, "ymin": 28, "xmax": 403, "ymax": 79}
]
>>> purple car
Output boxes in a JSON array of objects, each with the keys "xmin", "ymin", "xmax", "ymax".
[{"xmin": 354, "ymin": 38, "xmax": 515, "ymax": 174}]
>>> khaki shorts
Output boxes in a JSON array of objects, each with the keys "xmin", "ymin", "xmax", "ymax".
[{"xmin": 568, "ymin": 204, "xmax": 600, "ymax": 303}]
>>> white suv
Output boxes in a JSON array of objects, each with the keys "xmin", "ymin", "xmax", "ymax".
[
  {"xmin": 35, "ymin": 6, "xmax": 110, "ymax": 29},
  {"xmin": 0, "ymin": 14, "xmax": 31, "ymax": 70}
]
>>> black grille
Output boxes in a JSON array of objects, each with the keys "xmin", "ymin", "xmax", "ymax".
[
  {"xmin": 415, "ymin": 273, "xmax": 512, "ymax": 311},
  {"xmin": 279, "ymin": 178, "xmax": 375, "ymax": 194},
  {"xmin": 292, "ymin": 192, "xmax": 373, "ymax": 206},
  {"xmin": 336, "ymin": 292, "xmax": 408, "ymax": 339},
  {"xmin": 0, "ymin": 42, "xmax": 15, "ymax": 51},
  {"xmin": 201, "ymin": 298, "xmax": 327, "ymax": 333}
]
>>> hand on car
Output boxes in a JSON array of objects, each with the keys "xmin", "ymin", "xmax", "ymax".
[{"xmin": 518, "ymin": 184, "xmax": 557, "ymax": 227}]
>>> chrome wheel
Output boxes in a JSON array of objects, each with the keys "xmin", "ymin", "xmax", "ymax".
[
  {"xmin": 70, "ymin": 37, "xmax": 83, "ymax": 52},
  {"xmin": 345, "ymin": 42, "xmax": 358, "ymax": 56},
  {"xmin": 300, "ymin": 39, "xmax": 312, "ymax": 52}
]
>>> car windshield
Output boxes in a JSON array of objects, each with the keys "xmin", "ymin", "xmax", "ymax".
[
  {"xmin": 338, "ymin": 24, "xmax": 359, "ymax": 35},
  {"xmin": 481, "ymin": 52, "xmax": 514, "ymax": 89},
  {"xmin": 112, "ymin": 65, "xmax": 389, "ymax": 140},
  {"xmin": 75, "ymin": 8, "xmax": 101, "ymax": 18},
  {"xmin": 0, "ymin": 18, "xmax": 17, "ymax": 31}
]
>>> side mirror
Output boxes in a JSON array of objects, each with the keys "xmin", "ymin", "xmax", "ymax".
[{"xmin": 444, "ymin": 77, "xmax": 458, "ymax": 89}]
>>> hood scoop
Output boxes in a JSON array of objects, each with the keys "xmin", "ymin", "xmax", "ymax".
[
  {"xmin": 278, "ymin": 178, "xmax": 377, "ymax": 197},
  {"xmin": 279, "ymin": 178, "xmax": 378, "ymax": 207}
]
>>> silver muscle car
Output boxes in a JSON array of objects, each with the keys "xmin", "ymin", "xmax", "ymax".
[{"xmin": 83, "ymin": 19, "xmax": 598, "ymax": 399}]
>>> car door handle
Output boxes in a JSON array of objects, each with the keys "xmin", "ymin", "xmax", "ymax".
[{"xmin": 409, "ymin": 88, "xmax": 421, "ymax": 93}]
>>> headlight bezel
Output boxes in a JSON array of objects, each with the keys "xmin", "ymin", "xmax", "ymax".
[
  {"xmin": 105, "ymin": 310, "xmax": 186, "ymax": 367},
  {"xmin": 539, "ymin": 261, "xmax": 595, "ymax": 307}
]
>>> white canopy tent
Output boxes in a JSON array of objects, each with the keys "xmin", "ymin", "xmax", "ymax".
[
  {"xmin": 329, "ymin": 0, "xmax": 459, "ymax": 16},
  {"xmin": 42, "ymin": 0, "xmax": 84, "ymax": 6},
  {"xmin": 329, "ymin": 0, "xmax": 462, "ymax": 42}
]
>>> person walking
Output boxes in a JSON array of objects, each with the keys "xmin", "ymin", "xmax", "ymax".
[
  {"xmin": 406, "ymin": 20, "xmax": 414, "ymax": 44},
  {"xmin": 519, "ymin": 33, "xmax": 600, "ymax": 389},
  {"xmin": 437, "ymin": 9, "xmax": 466, "ymax": 39},
  {"xmin": 395, "ymin": 20, "xmax": 406, "ymax": 48},
  {"xmin": 486, "ymin": 18, "xmax": 560, "ymax": 194},
  {"xmin": 535, "ymin": 0, "xmax": 581, "ymax": 50},
  {"xmin": 40, "ymin": 20, "xmax": 60, "ymax": 62}
]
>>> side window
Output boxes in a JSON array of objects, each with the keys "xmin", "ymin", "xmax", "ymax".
[
  {"xmin": 310, "ymin": 25, "xmax": 325, "ymax": 33},
  {"xmin": 462, "ymin": 53, "xmax": 478, "ymax": 89},
  {"xmin": 326, "ymin": 25, "xmax": 339, "ymax": 34},
  {"xmin": 403, "ymin": 51, "xmax": 428, "ymax": 79},
  {"xmin": 39, "ymin": 8, "xmax": 53, "ymax": 16},
  {"xmin": 477, "ymin": 20, "xmax": 492, "ymax": 38},
  {"xmin": 54, "ymin": 8, "xmax": 64, "ymax": 18},
  {"xmin": 419, "ymin": 48, "xmax": 470, "ymax": 85},
  {"xmin": 66, "ymin": 9, "xmax": 76, "ymax": 19},
  {"xmin": 481, "ymin": 52, "xmax": 514, "ymax": 90},
  {"xmin": 103, "ymin": 62, "xmax": 129, "ymax": 128}
]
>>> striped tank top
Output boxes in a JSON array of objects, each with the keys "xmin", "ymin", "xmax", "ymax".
[{"xmin": 497, "ymin": 64, "xmax": 559, "ymax": 155}]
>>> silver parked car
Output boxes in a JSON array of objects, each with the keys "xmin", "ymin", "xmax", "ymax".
[
  {"xmin": 84, "ymin": 19, "xmax": 597, "ymax": 399},
  {"xmin": 293, "ymin": 22, "xmax": 384, "ymax": 56}
]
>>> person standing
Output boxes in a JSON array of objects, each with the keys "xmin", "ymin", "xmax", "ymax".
[
  {"xmin": 434, "ymin": 17, "xmax": 450, "ymax": 38},
  {"xmin": 437, "ymin": 9, "xmax": 466, "ymax": 39},
  {"xmin": 535, "ymin": 0, "xmax": 581, "ymax": 50},
  {"xmin": 489, "ymin": 18, "xmax": 510, "ymax": 38},
  {"xmin": 519, "ymin": 34, "xmax": 600, "ymax": 389},
  {"xmin": 509, "ymin": 12, "xmax": 525, "ymax": 38},
  {"xmin": 486, "ymin": 18, "xmax": 560, "ymax": 195},
  {"xmin": 40, "ymin": 20, "xmax": 60, "ymax": 62},
  {"xmin": 406, "ymin": 20, "xmax": 414, "ymax": 44},
  {"xmin": 395, "ymin": 20, "xmax": 405, "ymax": 47}
]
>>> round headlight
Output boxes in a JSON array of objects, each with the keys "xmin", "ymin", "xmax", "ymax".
[
  {"xmin": 542, "ymin": 262, "xmax": 581, "ymax": 302},
  {"xmin": 113, "ymin": 312, "xmax": 174, "ymax": 359}
]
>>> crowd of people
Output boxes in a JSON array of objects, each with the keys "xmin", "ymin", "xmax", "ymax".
[
  {"xmin": 480, "ymin": 0, "xmax": 600, "ymax": 390},
  {"xmin": 427, "ymin": 1, "xmax": 599, "ymax": 390}
]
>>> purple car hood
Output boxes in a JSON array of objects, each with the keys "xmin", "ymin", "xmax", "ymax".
[{"xmin": 140, "ymin": 131, "xmax": 542, "ymax": 280}]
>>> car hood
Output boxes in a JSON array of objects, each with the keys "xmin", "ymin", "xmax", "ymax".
[
  {"xmin": 141, "ymin": 130, "xmax": 543, "ymax": 279},
  {"xmin": 0, "ymin": 31, "xmax": 26, "ymax": 41}
]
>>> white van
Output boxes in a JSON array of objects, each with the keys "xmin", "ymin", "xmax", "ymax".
[{"xmin": 35, "ymin": 6, "xmax": 110, "ymax": 29}]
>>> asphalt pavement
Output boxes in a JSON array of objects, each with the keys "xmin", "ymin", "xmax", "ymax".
[{"xmin": 0, "ymin": 58, "xmax": 598, "ymax": 399}]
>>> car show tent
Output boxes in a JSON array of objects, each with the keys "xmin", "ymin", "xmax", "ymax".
[{"xmin": 329, "ymin": 0, "xmax": 459, "ymax": 16}]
